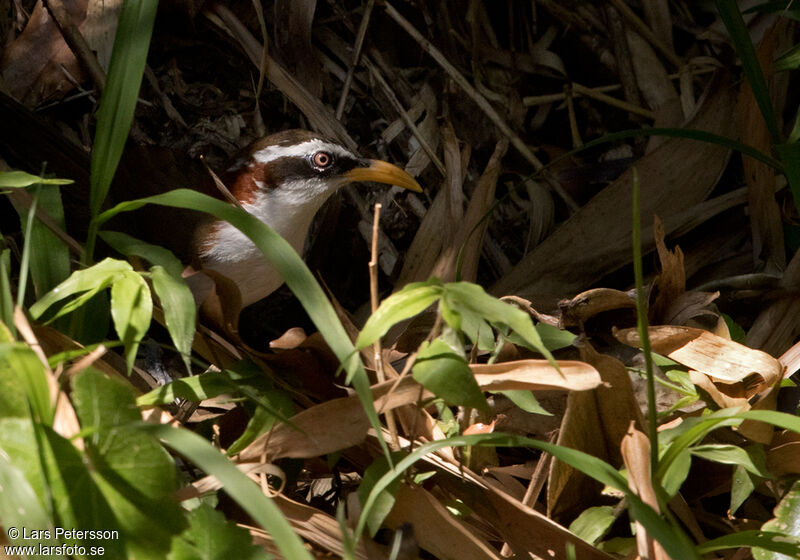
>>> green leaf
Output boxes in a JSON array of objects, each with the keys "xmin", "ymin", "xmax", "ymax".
[
  {"xmin": 168, "ymin": 503, "xmax": 269, "ymax": 560},
  {"xmin": 0, "ymin": 418, "xmax": 55, "ymax": 547},
  {"xmin": 110, "ymin": 270, "xmax": 153, "ymax": 373},
  {"xmin": 150, "ymin": 265, "xmax": 195, "ymax": 373},
  {"xmin": 690, "ymin": 443, "xmax": 770, "ymax": 477},
  {"xmin": 706, "ymin": 530, "xmax": 800, "ymax": 557},
  {"xmin": 776, "ymin": 142, "xmax": 800, "ymax": 214},
  {"xmin": 226, "ymin": 389, "xmax": 295, "ymax": 456},
  {"xmin": 355, "ymin": 433, "xmax": 700, "ymax": 559},
  {"xmin": 29, "ymin": 257, "xmax": 132, "ymax": 320},
  {"xmin": 72, "ymin": 369, "xmax": 184, "ymax": 556},
  {"xmin": 0, "ymin": 249, "xmax": 13, "ymax": 336},
  {"xmin": 147, "ymin": 424, "xmax": 313, "ymax": 560},
  {"xmin": 660, "ymin": 448, "xmax": 691, "ymax": 497},
  {"xmin": 754, "ymin": 479, "xmax": 800, "ymax": 560},
  {"xmin": 730, "ymin": 464, "xmax": 756, "ymax": 515},
  {"xmin": 96, "ymin": 189, "xmax": 393, "ymax": 463},
  {"xmin": 357, "ymin": 455, "xmax": 404, "ymax": 537},
  {"xmin": 656, "ymin": 408, "xmax": 745, "ymax": 482},
  {"xmin": 412, "ymin": 339, "xmax": 487, "ymax": 411},
  {"xmin": 12, "ymin": 185, "xmax": 71, "ymax": 299},
  {"xmin": 442, "ymin": 282, "xmax": 556, "ymax": 366},
  {"xmin": 0, "ymin": 170, "xmax": 73, "ymax": 188},
  {"xmin": 100, "ymin": 230, "xmax": 185, "ymax": 278},
  {"xmin": 89, "ymin": 0, "xmax": 158, "ymax": 221},
  {"xmin": 776, "ymin": 42, "xmax": 800, "ymax": 71},
  {"xmin": 498, "ymin": 390, "xmax": 551, "ymax": 415},
  {"xmin": 569, "ymin": 506, "xmax": 615, "ymax": 544},
  {"xmin": 534, "ymin": 323, "xmax": 577, "ymax": 351},
  {"xmin": 356, "ymin": 279, "xmax": 443, "ymax": 348},
  {"xmin": 137, "ymin": 370, "xmax": 234, "ymax": 406},
  {"xmin": 0, "ymin": 343, "xmax": 53, "ymax": 425}
]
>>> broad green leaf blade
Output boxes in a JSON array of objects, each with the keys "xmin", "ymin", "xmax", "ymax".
[
  {"xmin": 776, "ymin": 42, "xmax": 800, "ymax": 71},
  {"xmin": 96, "ymin": 189, "xmax": 392, "ymax": 463},
  {"xmin": 100, "ymin": 230, "xmax": 185, "ymax": 277},
  {"xmin": 0, "ymin": 343, "xmax": 53, "ymax": 425},
  {"xmin": 0, "ymin": 249, "xmax": 14, "ymax": 336},
  {"xmin": 731, "ymin": 464, "xmax": 756, "ymax": 515},
  {"xmin": 29, "ymin": 258, "xmax": 132, "ymax": 319},
  {"xmin": 110, "ymin": 270, "xmax": 153, "ymax": 373},
  {"xmin": 754, "ymin": 479, "xmax": 800, "ymax": 560},
  {"xmin": 442, "ymin": 282, "xmax": 556, "ymax": 366},
  {"xmin": 12, "ymin": 185, "xmax": 71, "ymax": 299},
  {"xmin": 148, "ymin": 424, "xmax": 313, "ymax": 560},
  {"xmin": 72, "ymin": 369, "xmax": 185, "ymax": 556},
  {"xmin": 656, "ymin": 409, "xmax": 745, "ymax": 481},
  {"xmin": 150, "ymin": 265, "xmax": 195, "ymax": 373},
  {"xmin": 0, "ymin": 439, "xmax": 56, "ymax": 551},
  {"xmin": 0, "ymin": 170, "xmax": 73, "ymax": 187},
  {"xmin": 776, "ymin": 142, "xmax": 800, "ymax": 213},
  {"xmin": 38, "ymin": 424, "xmax": 126, "ymax": 556},
  {"xmin": 535, "ymin": 323, "xmax": 577, "ymax": 351},
  {"xmin": 499, "ymin": 390, "xmax": 551, "ymax": 415},
  {"xmin": 569, "ymin": 506, "xmax": 615, "ymax": 544},
  {"xmin": 357, "ymin": 454, "xmax": 403, "ymax": 538},
  {"xmin": 226, "ymin": 389, "xmax": 295, "ymax": 456},
  {"xmin": 168, "ymin": 503, "xmax": 269, "ymax": 560},
  {"xmin": 707, "ymin": 530, "xmax": 800, "ymax": 557},
  {"xmin": 412, "ymin": 339, "xmax": 488, "ymax": 411},
  {"xmin": 137, "ymin": 371, "xmax": 234, "ymax": 406},
  {"xmin": 690, "ymin": 444, "xmax": 770, "ymax": 477},
  {"xmin": 356, "ymin": 280, "xmax": 443, "ymax": 348},
  {"xmin": 89, "ymin": 0, "xmax": 158, "ymax": 220}
]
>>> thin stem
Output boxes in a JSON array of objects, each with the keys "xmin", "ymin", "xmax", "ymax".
[{"xmin": 631, "ymin": 167, "xmax": 659, "ymax": 477}]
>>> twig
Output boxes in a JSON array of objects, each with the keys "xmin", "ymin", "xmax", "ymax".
[
  {"xmin": 369, "ymin": 203, "xmax": 400, "ymax": 450},
  {"xmin": 572, "ymin": 82, "xmax": 655, "ymax": 120},
  {"xmin": 42, "ymin": 0, "xmax": 106, "ymax": 91},
  {"xmin": 335, "ymin": 0, "xmax": 375, "ymax": 119},
  {"xmin": 609, "ymin": 0, "xmax": 682, "ymax": 69},
  {"xmin": 522, "ymin": 66, "xmax": 717, "ymax": 106},
  {"xmin": 363, "ymin": 57, "xmax": 446, "ymax": 175},
  {"xmin": 383, "ymin": 1, "xmax": 579, "ymax": 212}
]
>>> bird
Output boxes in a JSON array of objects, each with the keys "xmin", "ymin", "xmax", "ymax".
[
  {"xmin": 0, "ymin": 91, "xmax": 422, "ymax": 312},
  {"xmin": 190, "ymin": 129, "xmax": 421, "ymax": 307}
]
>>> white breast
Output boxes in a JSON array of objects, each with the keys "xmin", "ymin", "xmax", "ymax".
[{"xmin": 198, "ymin": 178, "xmax": 340, "ymax": 306}]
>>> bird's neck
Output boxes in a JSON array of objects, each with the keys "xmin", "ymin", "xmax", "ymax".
[{"xmin": 197, "ymin": 181, "xmax": 337, "ymax": 306}]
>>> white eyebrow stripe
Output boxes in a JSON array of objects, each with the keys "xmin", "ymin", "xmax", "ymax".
[{"xmin": 251, "ymin": 139, "xmax": 356, "ymax": 164}]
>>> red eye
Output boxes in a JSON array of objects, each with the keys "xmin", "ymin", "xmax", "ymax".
[{"xmin": 312, "ymin": 151, "xmax": 333, "ymax": 168}]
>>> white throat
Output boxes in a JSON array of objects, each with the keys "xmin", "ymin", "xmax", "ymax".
[{"xmin": 199, "ymin": 178, "xmax": 339, "ymax": 306}]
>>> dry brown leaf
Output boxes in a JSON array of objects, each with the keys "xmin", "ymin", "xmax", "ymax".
[
  {"xmin": 547, "ymin": 389, "xmax": 606, "ymax": 519},
  {"xmin": 580, "ymin": 342, "xmax": 646, "ymax": 465},
  {"xmin": 384, "ymin": 484, "xmax": 502, "ymax": 560},
  {"xmin": 447, "ymin": 480, "xmax": 616, "ymax": 560},
  {"xmin": 1, "ymin": 0, "xmax": 87, "ymax": 104},
  {"xmin": 470, "ymin": 359, "xmax": 601, "ymax": 392},
  {"xmin": 491, "ymin": 74, "xmax": 735, "ymax": 306},
  {"xmin": 766, "ymin": 430, "xmax": 800, "ymax": 477},
  {"xmin": 273, "ymin": 494, "xmax": 370, "ymax": 560},
  {"xmin": 559, "ymin": 288, "xmax": 636, "ymax": 328},
  {"xmin": 747, "ymin": 249, "xmax": 800, "ymax": 356},
  {"xmin": 457, "ymin": 138, "xmax": 509, "ymax": 283},
  {"xmin": 621, "ymin": 424, "xmax": 668, "ymax": 560},
  {"xmin": 650, "ymin": 214, "xmax": 686, "ymax": 322},
  {"xmin": 615, "ymin": 325, "xmax": 782, "ymax": 386}
]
